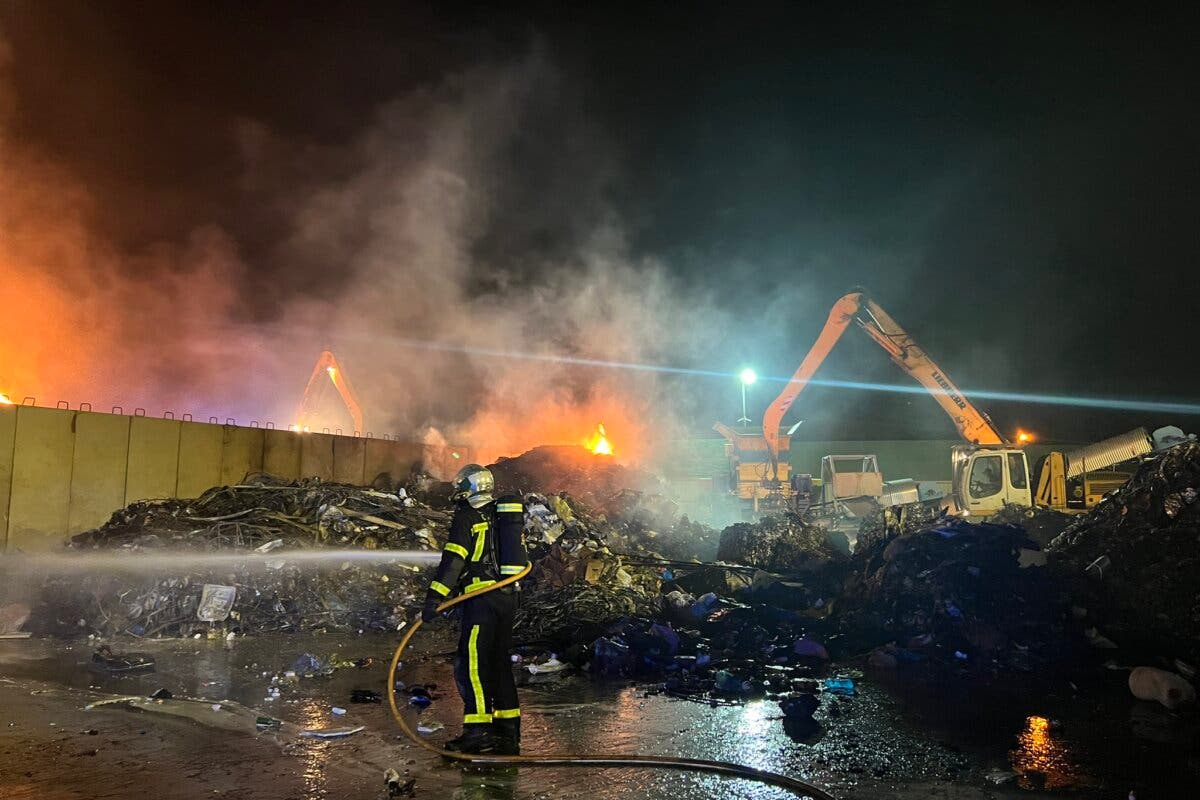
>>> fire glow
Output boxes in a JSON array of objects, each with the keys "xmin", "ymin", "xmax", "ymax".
[
  {"xmin": 585, "ymin": 423, "xmax": 613, "ymax": 456},
  {"xmin": 0, "ymin": 393, "xmax": 13, "ymax": 406}
]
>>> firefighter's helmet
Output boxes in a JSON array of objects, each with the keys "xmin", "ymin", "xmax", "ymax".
[{"xmin": 450, "ymin": 464, "xmax": 494, "ymax": 509}]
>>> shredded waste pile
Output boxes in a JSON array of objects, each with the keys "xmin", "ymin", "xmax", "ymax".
[
  {"xmin": 990, "ymin": 503, "xmax": 1073, "ymax": 547},
  {"xmin": 717, "ymin": 513, "xmax": 846, "ymax": 572},
  {"xmin": 601, "ymin": 489, "xmax": 723, "ymax": 562},
  {"xmin": 1050, "ymin": 441, "xmax": 1200, "ymax": 660},
  {"xmin": 27, "ymin": 475, "xmax": 449, "ymax": 637},
  {"xmin": 839, "ymin": 516, "xmax": 1065, "ymax": 670},
  {"xmin": 514, "ymin": 492, "xmax": 671, "ymax": 645}
]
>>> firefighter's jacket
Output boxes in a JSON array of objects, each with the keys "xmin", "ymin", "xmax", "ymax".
[{"xmin": 425, "ymin": 494, "xmax": 529, "ymax": 603}]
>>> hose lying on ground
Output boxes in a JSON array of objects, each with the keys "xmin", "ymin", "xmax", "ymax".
[{"xmin": 386, "ymin": 565, "xmax": 838, "ymax": 800}]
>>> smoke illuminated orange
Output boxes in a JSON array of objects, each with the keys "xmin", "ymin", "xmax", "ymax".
[
  {"xmin": 585, "ymin": 423, "xmax": 613, "ymax": 456},
  {"xmin": 456, "ymin": 387, "xmax": 648, "ymax": 465}
]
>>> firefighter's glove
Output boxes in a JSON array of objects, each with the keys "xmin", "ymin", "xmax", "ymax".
[{"xmin": 421, "ymin": 597, "xmax": 440, "ymax": 624}]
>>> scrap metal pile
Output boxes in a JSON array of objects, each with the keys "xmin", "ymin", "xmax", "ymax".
[
  {"xmin": 1050, "ymin": 440, "xmax": 1200, "ymax": 661},
  {"xmin": 70, "ymin": 475, "xmax": 448, "ymax": 552},
  {"xmin": 20, "ymin": 439, "xmax": 1200, "ymax": 704},
  {"xmin": 26, "ymin": 459, "xmax": 709, "ymax": 643},
  {"xmin": 28, "ymin": 476, "xmax": 449, "ymax": 637}
]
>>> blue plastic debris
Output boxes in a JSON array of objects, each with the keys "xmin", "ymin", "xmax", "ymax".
[
  {"xmin": 592, "ymin": 637, "xmax": 631, "ymax": 676},
  {"xmin": 648, "ymin": 623, "xmax": 680, "ymax": 657},
  {"xmin": 715, "ymin": 670, "xmax": 751, "ymax": 694},
  {"xmin": 823, "ymin": 677, "xmax": 856, "ymax": 696},
  {"xmin": 689, "ymin": 592, "xmax": 719, "ymax": 619}
]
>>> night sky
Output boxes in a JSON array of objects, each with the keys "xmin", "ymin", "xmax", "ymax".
[{"xmin": 2, "ymin": 2, "xmax": 1198, "ymax": 446}]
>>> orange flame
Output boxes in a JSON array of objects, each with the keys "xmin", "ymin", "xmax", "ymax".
[
  {"xmin": 0, "ymin": 393, "xmax": 12, "ymax": 406},
  {"xmin": 585, "ymin": 423, "xmax": 613, "ymax": 456},
  {"xmin": 1016, "ymin": 429, "xmax": 1035, "ymax": 445},
  {"xmin": 455, "ymin": 388, "xmax": 647, "ymax": 464}
]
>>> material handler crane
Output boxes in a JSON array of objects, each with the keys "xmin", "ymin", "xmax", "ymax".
[
  {"xmin": 762, "ymin": 291, "xmax": 1151, "ymax": 516},
  {"xmin": 294, "ymin": 349, "xmax": 366, "ymax": 436}
]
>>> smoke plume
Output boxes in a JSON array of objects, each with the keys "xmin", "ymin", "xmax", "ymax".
[{"xmin": 0, "ymin": 30, "xmax": 725, "ymax": 462}]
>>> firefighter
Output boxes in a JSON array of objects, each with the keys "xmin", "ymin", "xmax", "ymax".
[{"xmin": 421, "ymin": 464, "xmax": 529, "ymax": 754}]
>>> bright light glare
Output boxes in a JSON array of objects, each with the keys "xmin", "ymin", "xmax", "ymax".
[
  {"xmin": 251, "ymin": 327, "xmax": 1200, "ymax": 417},
  {"xmin": 740, "ymin": 368, "xmax": 757, "ymax": 386}
]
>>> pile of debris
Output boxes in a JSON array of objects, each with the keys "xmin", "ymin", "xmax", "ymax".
[
  {"xmin": 990, "ymin": 503, "xmax": 1073, "ymax": 548},
  {"xmin": 521, "ymin": 489, "xmax": 720, "ymax": 566},
  {"xmin": 514, "ymin": 583, "xmax": 662, "ymax": 647},
  {"xmin": 515, "ymin": 493, "xmax": 666, "ymax": 646},
  {"xmin": 717, "ymin": 513, "xmax": 846, "ymax": 572},
  {"xmin": 1050, "ymin": 441, "xmax": 1200, "ymax": 660},
  {"xmin": 70, "ymin": 474, "xmax": 449, "ymax": 552},
  {"xmin": 489, "ymin": 446, "xmax": 663, "ymax": 507},
  {"xmin": 840, "ymin": 516, "xmax": 1065, "ymax": 670},
  {"xmin": 602, "ymin": 489, "xmax": 722, "ymax": 562},
  {"xmin": 855, "ymin": 504, "xmax": 944, "ymax": 553},
  {"xmin": 27, "ymin": 475, "xmax": 449, "ymax": 637}
]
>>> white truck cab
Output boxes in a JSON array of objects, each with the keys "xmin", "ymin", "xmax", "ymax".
[{"xmin": 951, "ymin": 445, "xmax": 1032, "ymax": 516}]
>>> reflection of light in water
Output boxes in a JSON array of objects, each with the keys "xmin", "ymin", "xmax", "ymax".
[
  {"xmin": 730, "ymin": 700, "xmax": 774, "ymax": 771},
  {"xmin": 1010, "ymin": 715, "xmax": 1094, "ymax": 790},
  {"xmin": 192, "ymin": 643, "xmax": 231, "ymax": 700},
  {"xmin": 296, "ymin": 697, "xmax": 331, "ymax": 800}
]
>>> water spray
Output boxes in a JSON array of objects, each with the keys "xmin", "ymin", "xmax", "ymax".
[{"xmin": 10, "ymin": 549, "xmax": 439, "ymax": 575}]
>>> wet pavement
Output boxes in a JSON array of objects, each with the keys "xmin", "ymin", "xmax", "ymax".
[{"xmin": 1, "ymin": 633, "xmax": 1197, "ymax": 799}]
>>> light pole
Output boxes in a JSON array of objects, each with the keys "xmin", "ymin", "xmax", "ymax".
[{"xmin": 738, "ymin": 367, "xmax": 757, "ymax": 426}]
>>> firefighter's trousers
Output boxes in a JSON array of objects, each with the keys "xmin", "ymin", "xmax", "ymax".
[{"xmin": 453, "ymin": 589, "xmax": 519, "ymax": 729}]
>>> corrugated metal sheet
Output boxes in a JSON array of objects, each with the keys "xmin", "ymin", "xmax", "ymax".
[{"xmin": 1066, "ymin": 428, "xmax": 1153, "ymax": 478}]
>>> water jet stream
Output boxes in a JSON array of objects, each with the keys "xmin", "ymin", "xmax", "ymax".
[{"xmin": 3, "ymin": 549, "xmax": 439, "ymax": 575}]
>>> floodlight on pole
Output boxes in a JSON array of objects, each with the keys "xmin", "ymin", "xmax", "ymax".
[{"xmin": 738, "ymin": 367, "xmax": 756, "ymax": 426}]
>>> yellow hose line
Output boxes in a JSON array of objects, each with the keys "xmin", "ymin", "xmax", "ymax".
[{"xmin": 386, "ymin": 564, "xmax": 837, "ymax": 800}]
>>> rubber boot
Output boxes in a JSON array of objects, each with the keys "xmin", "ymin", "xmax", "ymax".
[
  {"xmin": 493, "ymin": 717, "xmax": 520, "ymax": 755},
  {"xmin": 443, "ymin": 723, "xmax": 498, "ymax": 754}
]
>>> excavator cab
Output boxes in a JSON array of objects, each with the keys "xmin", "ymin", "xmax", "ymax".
[{"xmin": 951, "ymin": 446, "xmax": 1032, "ymax": 516}]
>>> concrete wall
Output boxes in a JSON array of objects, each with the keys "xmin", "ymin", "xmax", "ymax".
[{"xmin": 0, "ymin": 405, "xmax": 467, "ymax": 552}]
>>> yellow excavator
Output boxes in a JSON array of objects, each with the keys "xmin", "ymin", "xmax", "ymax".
[{"xmin": 761, "ymin": 290, "xmax": 1152, "ymax": 517}]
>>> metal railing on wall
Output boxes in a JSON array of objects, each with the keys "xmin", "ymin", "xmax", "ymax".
[
  {"xmin": 6, "ymin": 398, "xmax": 417, "ymax": 445},
  {"xmin": 0, "ymin": 403, "xmax": 471, "ymax": 552}
]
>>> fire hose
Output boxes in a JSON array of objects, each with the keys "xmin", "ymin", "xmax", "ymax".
[{"xmin": 386, "ymin": 564, "xmax": 838, "ymax": 800}]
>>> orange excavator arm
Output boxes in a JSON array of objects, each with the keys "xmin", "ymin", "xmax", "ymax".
[
  {"xmin": 294, "ymin": 350, "xmax": 365, "ymax": 435},
  {"xmin": 763, "ymin": 291, "xmax": 1006, "ymax": 476},
  {"xmin": 762, "ymin": 294, "xmax": 863, "ymax": 474}
]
